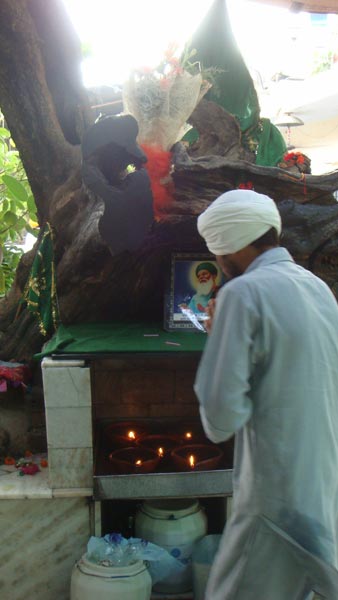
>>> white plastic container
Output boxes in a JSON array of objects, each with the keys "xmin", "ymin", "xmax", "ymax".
[
  {"xmin": 70, "ymin": 554, "xmax": 152, "ymax": 600},
  {"xmin": 135, "ymin": 498, "xmax": 207, "ymax": 594},
  {"xmin": 192, "ymin": 534, "xmax": 222, "ymax": 600}
]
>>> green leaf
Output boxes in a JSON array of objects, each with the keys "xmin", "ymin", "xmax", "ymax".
[
  {"xmin": 10, "ymin": 198, "xmax": 25, "ymax": 211},
  {"xmin": 16, "ymin": 217, "xmax": 27, "ymax": 230},
  {"xmin": 3, "ymin": 210, "xmax": 17, "ymax": 227},
  {"xmin": 0, "ymin": 127, "xmax": 10, "ymax": 138},
  {"xmin": 2, "ymin": 174, "xmax": 28, "ymax": 203},
  {"xmin": 27, "ymin": 194, "xmax": 37, "ymax": 214}
]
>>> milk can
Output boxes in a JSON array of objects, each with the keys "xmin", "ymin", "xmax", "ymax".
[
  {"xmin": 135, "ymin": 498, "xmax": 207, "ymax": 594},
  {"xmin": 70, "ymin": 554, "xmax": 152, "ymax": 600}
]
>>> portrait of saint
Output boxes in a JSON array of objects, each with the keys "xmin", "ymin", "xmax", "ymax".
[{"xmin": 168, "ymin": 255, "xmax": 226, "ymax": 329}]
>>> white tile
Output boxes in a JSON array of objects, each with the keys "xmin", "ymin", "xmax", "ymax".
[
  {"xmin": 42, "ymin": 357, "xmax": 86, "ymax": 368},
  {"xmin": 42, "ymin": 366, "xmax": 91, "ymax": 408},
  {"xmin": 46, "ymin": 406, "xmax": 92, "ymax": 449},
  {"xmin": 48, "ymin": 447, "xmax": 93, "ymax": 489},
  {"xmin": 0, "ymin": 467, "xmax": 52, "ymax": 499}
]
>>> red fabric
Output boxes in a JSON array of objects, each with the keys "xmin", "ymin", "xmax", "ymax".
[
  {"xmin": 140, "ymin": 144, "xmax": 175, "ymax": 219},
  {"xmin": 0, "ymin": 364, "xmax": 30, "ymax": 383}
]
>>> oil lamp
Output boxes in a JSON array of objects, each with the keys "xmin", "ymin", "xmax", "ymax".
[
  {"xmin": 138, "ymin": 434, "xmax": 181, "ymax": 457},
  {"xmin": 103, "ymin": 421, "xmax": 149, "ymax": 449},
  {"xmin": 188, "ymin": 454, "xmax": 195, "ymax": 469},
  {"xmin": 109, "ymin": 447, "xmax": 160, "ymax": 474},
  {"xmin": 171, "ymin": 444, "xmax": 224, "ymax": 472}
]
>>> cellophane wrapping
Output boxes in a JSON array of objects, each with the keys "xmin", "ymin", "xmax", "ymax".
[{"xmin": 123, "ymin": 70, "xmax": 210, "ymax": 151}]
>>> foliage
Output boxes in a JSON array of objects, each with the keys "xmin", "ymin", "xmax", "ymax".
[
  {"xmin": 0, "ymin": 118, "xmax": 39, "ymax": 296},
  {"xmin": 312, "ymin": 50, "xmax": 335, "ymax": 75},
  {"xmin": 0, "ymin": 242, "xmax": 23, "ymax": 296}
]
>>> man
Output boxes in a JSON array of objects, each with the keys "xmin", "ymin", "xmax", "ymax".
[
  {"xmin": 188, "ymin": 262, "xmax": 220, "ymax": 314},
  {"xmin": 194, "ymin": 189, "xmax": 338, "ymax": 599}
]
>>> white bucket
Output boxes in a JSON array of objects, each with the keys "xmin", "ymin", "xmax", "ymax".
[
  {"xmin": 192, "ymin": 534, "xmax": 222, "ymax": 600},
  {"xmin": 70, "ymin": 554, "xmax": 152, "ymax": 600},
  {"xmin": 135, "ymin": 498, "xmax": 207, "ymax": 594}
]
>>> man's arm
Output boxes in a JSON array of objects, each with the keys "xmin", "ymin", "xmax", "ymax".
[{"xmin": 194, "ymin": 283, "xmax": 258, "ymax": 443}]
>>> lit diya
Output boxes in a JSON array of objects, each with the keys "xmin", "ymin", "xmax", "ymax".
[
  {"xmin": 109, "ymin": 446, "xmax": 161, "ymax": 474},
  {"xmin": 138, "ymin": 434, "xmax": 181, "ymax": 458},
  {"xmin": 103, "ymin": 421, "xmax": 149, "ymax": 449},
  {"xmin": 175, "ymin": 421, "xmax": 208, "ymax": 444},
  {"xmin": 171, "ymin": 444, "xmax": 224, "ymax": 472}
]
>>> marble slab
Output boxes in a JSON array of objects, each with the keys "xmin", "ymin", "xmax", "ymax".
[
  {"xmin": 48, "ymin": 447, "xmax": 93, "ymax": 489},
  {"xmin": 0, "ymin": 495, "xmax": 91, "ymax": 600},
  {"xmin": 45, "ymin": 406, "xmax": 93, "ymax": 449},
  {"xmin": 0, "ymin": 459, "xmax": 92, "ymax": 500},
  {"xmin": 42, "ymin": 362, "xmax": 91, "ymax": 408}
]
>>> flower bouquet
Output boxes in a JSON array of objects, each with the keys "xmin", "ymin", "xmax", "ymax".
[{"xmin": 123, "ymin": 44, "xmax": 211, "ymax": 218}]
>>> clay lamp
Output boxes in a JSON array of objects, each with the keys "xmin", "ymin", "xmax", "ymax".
[
  {"xmin": 170, "ymin": 444, "xmax": 224, "ymax": 472},
  {"xmin": 138, "ymin": 434, "xmax": 181, "ymax": 458},
  {"xmin": 108, "ymin": 446, "xmax": 161, "ymax": 474},
  {"xmin": 175, "ymin": 421, "xmax": 208, "ymax": 444},
  {"xmin": 103, "ymin": 421, "xmax": 149, "ymax": 449}
]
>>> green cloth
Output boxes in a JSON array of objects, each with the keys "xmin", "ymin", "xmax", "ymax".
[
  {"xmin": 188, "ymin": 0, "xmax": 260, "ymax": 132},
  {"xmin": 35, "ymin": 322, "xmax": 206, "ymax": 359},
  {"xmin": 248, "ymin": 118, "xmax": 287, "ymax": 167},
  {"xmin": 24, "ymin": 222, "xmax": 59, "ymax": 337},
  {"xmin": 185, "ymin": 0, "xmax": 287, "ymax": 167}
]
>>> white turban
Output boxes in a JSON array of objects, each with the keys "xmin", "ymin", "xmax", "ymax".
[{"xmin": 197, "ymin": 189, "xmax": 282, "ymax": 255}]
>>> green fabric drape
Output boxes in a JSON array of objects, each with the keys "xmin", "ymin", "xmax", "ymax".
[
  {"xmin": 189, "ymin": 0, "xmax": 260, "ymax": 131},
  {"xmin": 244, "ymin": 117, "xmax": 287, "ymax": 167},
  {"xmin": 185, "ymin": 0, "xmax": 287, "ymax": 167},
  {"xmin": 34, "ymin": 322, "xmax": 206, "ymax": 359},
  {"xmin": 24, "ymin": 222, "xmax": 59, "ymax": 337}
]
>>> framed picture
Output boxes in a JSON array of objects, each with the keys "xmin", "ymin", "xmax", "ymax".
[{"xmin": 164, "ymin": 252, "xmax": 227, "ymax": 331}]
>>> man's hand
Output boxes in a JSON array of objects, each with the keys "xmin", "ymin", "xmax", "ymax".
[{"xmin": 205, "ymin": 298, "xmax": 216, "ymax": 334}]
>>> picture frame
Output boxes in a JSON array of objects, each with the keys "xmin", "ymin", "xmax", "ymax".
[{"xmin": 164, "ymin": 252, "xmax": 227, "ymax": 331}]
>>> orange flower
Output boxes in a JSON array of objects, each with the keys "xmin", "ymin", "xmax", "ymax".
[
  {"xmin": 25, "ymin": 450, "xmax": 33, "ymax": 458},
  {"xmin": 4, "ymin": 456, "xmax": 16, "ymax": 465},
  {"xmin": 40, "ymin": 459, "xmax": 48, "ymax": 468}
]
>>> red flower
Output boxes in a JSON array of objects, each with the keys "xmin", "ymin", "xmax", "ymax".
[
  {"xmin": 238, "ymin": 181, "xmax": 254, "ymax": 190},
  {"xmin": 20, "ymin": 463, "xmax": 40, "ymax": 476}
]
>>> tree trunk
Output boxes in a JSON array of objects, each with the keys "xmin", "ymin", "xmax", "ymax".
[{"xmin": 1, "ymin": 2, "xmax": 338, "ymax": 363}]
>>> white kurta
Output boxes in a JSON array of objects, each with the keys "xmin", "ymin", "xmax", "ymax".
[{"xmin": 194, "ymin": 247, "xmax": 338, "ymax": 599}]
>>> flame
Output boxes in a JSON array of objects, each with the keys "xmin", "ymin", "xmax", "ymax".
[
  {"xmin": 158, "ymin": 447, "xmax": 164, "ymax": 457},
  {"xmin": 135, "ymin": 459, "xmax": 142, "ymax": 466},
  {"xmin": 185, "ymin": 432, "xmax": 192, "ymax": 439},
  {"xmin": 128, "ymin": 430, "xmax": 136, "ymax": 440},
  {"xmin": 189, "ymin": 454, "xmax": 195, "ymax": 468}
]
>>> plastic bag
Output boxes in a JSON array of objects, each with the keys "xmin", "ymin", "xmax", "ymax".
[{"xmin": 87, "ymin": 534, "xmax": 186, "ymax": 584}]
